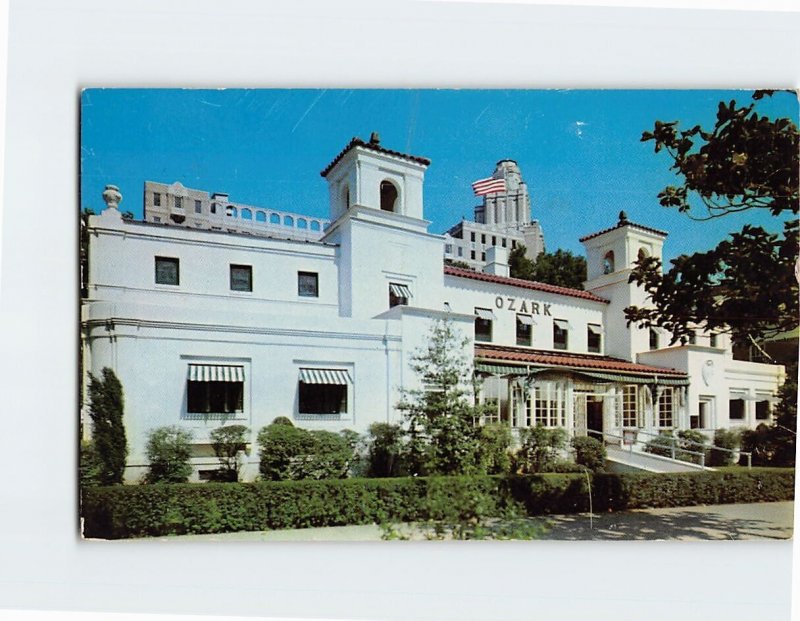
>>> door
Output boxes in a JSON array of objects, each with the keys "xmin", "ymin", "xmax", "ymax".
[{"xmin": 587, "ymin": 397, "xmax": 603, "ymax": 439}]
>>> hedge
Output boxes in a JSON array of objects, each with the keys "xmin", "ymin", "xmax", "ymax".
[{"xmin": 82, "ymin": 469, "xmax": 795, "ymax": 539}]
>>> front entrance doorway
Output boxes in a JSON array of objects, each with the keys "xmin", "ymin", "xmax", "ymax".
[{"xmin": 586, "ymin": 396, "xmax": 603, "ymax": 438}]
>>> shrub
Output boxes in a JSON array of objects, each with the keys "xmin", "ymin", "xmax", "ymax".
[
  {"xmin": 709, "ymin": 428, "xmax": 740, "ymax": 466},
  {"xmin": 144, "ymin": 426, "xmax": 194, "ymax": 484},
  {"xmin": 256, "ymin": 423, "xmax": 352, "ymax": 480},
  {"xmin": 571, "ymin": 436, "xmax": 606, "ymax": 471},
  {"xmin": 740, "ymin": 424, "xmax": 778, "ymax": 467},
  {"xmin": 339, "ymin": 429, "xmax": 367, "ymax": 478},
  {"xmin": 643, "ymin": 433, "xmax": 674, "ymax": 458},
  {"xmin": 210, "ymin": 425, "xmax": 249, "ymax": 482},
  {"xmin": 514, "ymin": 426, "xmax": 568, "ymax": 473},
  {"xmin": 675, "ymin": 429, "xmax": 708, "ymax": 465},
  {"xmin": 272, "ymin": 416, "xmax": 294, "ymax": 426},
  {"xmin": 87, "ymin": 367, "xmax": 128, "ymax": 485},
  {"xmin": 366, "ymin": 423, "xmax": 406, "ymax": 477},
  {"xmin": 478, "ymin": 424, "xmax": 513, "ymax": 474}
]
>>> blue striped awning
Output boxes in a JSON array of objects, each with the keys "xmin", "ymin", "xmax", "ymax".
[
  {"xmin": 299, "ymin": 368, "xmax": 352, "ymax": 385},
  {"xmin": 187, "ymin": 364, "xmax": 244, "ymax": 382}
]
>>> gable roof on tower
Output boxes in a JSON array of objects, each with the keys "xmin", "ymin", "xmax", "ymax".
[{"xmin": 579, "ymin": 211, "xmax": 668, "ymax": 242}]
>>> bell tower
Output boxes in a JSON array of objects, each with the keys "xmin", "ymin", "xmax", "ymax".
[
  {"xmin": 319, "ymin": 134, "xmax": 444, "ymax": 319},
  {"xmin": 581, "ymin": 211, "xmax": 667, "ymax": 361},
  {"xmin": 321, "ymin": 132, "xmax": 429, "ymax": 224}
]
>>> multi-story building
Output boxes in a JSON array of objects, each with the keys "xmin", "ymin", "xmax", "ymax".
[
  {"xmin": 443, "ymin": 159, "xmax": 545, "ymax": 270},
  {"xmin": 81, "ymin": 134, "xmax": 785, "ymax": 481}
]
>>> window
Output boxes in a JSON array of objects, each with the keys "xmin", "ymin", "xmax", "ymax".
[
  {"xmin": 153, "ymin": 192, "xmax": 161, "ymax": 206},
  {"xmin": 298, "ymin": 271, "xmax": 319, "ymax": 297},
  {"xmin": 587, "ymin": 324, "xmax": 602, "ymax": 353},
  {"xmin": 710, "ymin": 333, "xmax": 718, "ymax": 348},
  {"xmin": 445, "ymin": 244, "xmax": 453, "ymax": 254},
  {"xmin": 388, "ymin": 282, "xmax": 411, "ymax": 307},
  {"xmin": 230, "ymin": 265, "xmax": 252, "ymax": 292},
  {"xmin": 210, "ymin": 203, "xmax": 217, "ymax": 214},
  {"xmin": 622, "ymin": 385, "xmax": 638, "ymax": 427},
  {"xmin": 603, "ymin": 250, "xmax": 615, "ymax": 274},
  {"xmin": 471, "ymin": 232, "xmax": 476, "ymax": 242},
  {"xmin": 153, "ymin": 216, "xmax": 161, "ymax": 223},
  {"xmin": 657, "ymin": 388, "xmax": 674, "ymax": 428},
  {"xmin": 755, "ymin": 400, "xmax": 771, "ymax": 420},
  {"xmin": 491, "ymin": 236, "xmax": 496, "ymax": 246},
  {"xmin": 553, "ymin": 319, "xmax": 568, "ymax": 350},
  {"xmin": 516, "ymin": 314, "xmax": 533, "ymax": 346},
  {"xmin": 481, "ymin": 234, "xmax": 486, "ymax": 245},
  {"xmin": 380, "ymin": 180, "xmax": 398, "ymax": 212},
  {"xmin": 729, "ymin": 397, "xmax": 745, "ymax": 420},
  {"xmin": 531, "ymin": 383, "xmax": 565, "ymax": 427},
  {"xmin": 187, "ymin": 364, "xmax": 244, "ymax": 415},
  {"xmin": 471, "ymin": 250, "xmax": 476, "ymax": 260},
  {"xmin": 688, "ymin": 331, "xmax": 696, "ymax": 345},
  {"xmin": 649, "ymin": 328, "xmax": 659, "ymax": 350},
  {"xmin": 155, "ymin": 257, "xmax": 179, "ymax": 285},
  {"xmin": 481, "ymin": 252, "xmax": 486, "ymax": 262},
  {"xmin": 298, "ymin": 368, "xmax": 350, "ymax": 415},
  {"xmin": 474, "ymin": 308, "xmax": 494, "ymax": 342},
  {"xmin": 174, "ymin": 196, "xmax": 183, "ymax": 210},
  {"xmin": 483, "ymin": 398, "xmax": 501, "ymax": 424},
  {"xmin": 501, "ymin": 238, "xmax": 507, "ymax": 248},
  {"xmin": 457, "ymin": 247, "xmax": 463, "ymax": 257},
  {"xmin": 194, "ymin": 199, "xmax": 202, "ymax": 214}
]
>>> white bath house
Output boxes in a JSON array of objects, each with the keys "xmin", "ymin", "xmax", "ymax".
[{"xmin": 80, "ymin": 135, "xmax": 785, "ymax": 481}]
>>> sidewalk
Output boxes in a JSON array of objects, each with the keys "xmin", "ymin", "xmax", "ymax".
[{"xmin": 150, "ymin": 501, "xmax": 794, "ymax": 542}]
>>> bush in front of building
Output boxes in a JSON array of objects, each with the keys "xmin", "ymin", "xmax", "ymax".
[
  {"xmin": 366, "ymin": 423, "xmax": 406, "ymax": 477},
  {"xmin": 514, "ymin": 426, "xmax": 568, "ymax": 473},
  {"xmin": 87, "ymin": 367, "xmax": 128, "ymax": 485},
  {"xmin": 210, "ymin": 424, "xmax": 250, "ymax": 482},
  {"xmin": 675, "ymin": 429, "xmax": 709, "ymax": 465},
  {"xmin": 256, "ymin": 422, "xmax": 353, "ymax": 481},
  {"xmin": 709, "ymin": 428, "xmax": 740, "ymax": 466},
  {"xmin": 144, "ymin": 426, "xmax": 194, "ymax": 484},
  {"xmin": 643, "ymin": 433, "xmax": 674, "ymax": 458},
  {"xmin": 571, "ymin": 436, "xmax": 606, "ymax": 472},
  {"xmin": 477, "ymin": 423, "xmax": 513, "ymax": 474},
  {"xmin": 79, "ymin": 440, "xmax": 103, "ymax": 488}
]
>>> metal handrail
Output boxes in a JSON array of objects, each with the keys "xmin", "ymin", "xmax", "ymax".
[{"xmin": 586, "ymin": 428, "xmax": 752, "ymax": 469}]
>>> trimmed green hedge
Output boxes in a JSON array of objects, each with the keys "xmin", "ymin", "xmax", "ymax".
[{"xmin": 82, "ymin": 469, "xmax": 795, "ymax": 539}]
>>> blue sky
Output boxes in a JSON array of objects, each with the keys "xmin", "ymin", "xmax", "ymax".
[{"xmin": 80, "ymin": 89, "xmax": 798, "ymax": 260}]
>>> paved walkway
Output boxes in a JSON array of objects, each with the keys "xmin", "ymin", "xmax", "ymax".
[{"xmin": 152, "ymin": 501, "xmax": 794, "ymax": 542}]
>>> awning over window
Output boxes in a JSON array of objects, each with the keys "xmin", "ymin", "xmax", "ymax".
[
  {"xmin": 475, "ymin": 308, "xmax": 497, "ymax": 321},
  {"xmin": 554, "ymin": 319, "xmax": 570, "ymax": 330},
  {"xmin": 187, "ymin": 364, "xmax": 245, "ymax": 382},
  {"xmin": 474, "ymin": 362, "xmax": 530, "ymax": 376},
  {"xmin": 299, "ymin": 368, "xmax": 352, "ymax": 385},
  {"xmin": 389, "ymin": 283, "xmax": 412, "ymax": 299},
  {"xmin": 587, "ymin": 324, "xmax": 603, "ymax": 335},
  {"xmin": 516, "ymin": 314, "xmax": 535, "ymax": 326},
  {"xmin": 576, "ymin": 370, "xmax": 689, "ymax": 386}
]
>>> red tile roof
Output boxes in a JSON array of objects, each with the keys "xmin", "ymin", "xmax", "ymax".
[
  {"xmin": 579, "ymin": 219, "xmax": 668, "ymax": 242},
  {"xmin": 320, "ymin": 136, "xmax": 431, "ymax": 177},
  {"xmin": 475, "ymin": 344, "xmax": 687, "ymax": 377},
  {"xmin": 444, "ymin": 265, "xmax": 608, "ymax": 304}
]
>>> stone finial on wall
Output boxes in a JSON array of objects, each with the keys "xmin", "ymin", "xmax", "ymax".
[{"xmin": 102, "ymin": 184, "xmax": 122, "ymax": 211}]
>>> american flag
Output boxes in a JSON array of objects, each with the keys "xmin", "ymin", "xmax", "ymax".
[{"xmin": 471, "ymin": 176, "xmax": 506, "ymax": 196}]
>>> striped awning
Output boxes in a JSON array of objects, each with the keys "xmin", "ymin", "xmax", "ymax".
[
  {"xmin": 389, "ymin": 283, "xmax": 412, "ymax": 299},
  {"xmin": 475, "ymin": 308, "xmax": 497, "ymax": 321},
  {"xmin": 587, "ymin": 324, "xmax": 603, "ymax": 335},
  {"xmin": 516, "ymin": 314, "xmax": 535, "ymax": 326},
  {"xmin": 554, "ymin": 318, "xmax": 570, "ymax": 330},
  {"xmin": 474, "ymin": 362, "xmax": 530, "ymax": 376},
  {"xmin": 187, "ymin": 364, "xmax": 245, "ymax": 382},
  {"xmin": 299, "ymin": 368, "xmax": 352, "ymax": 385},
  {"xmin": 576, "ymin": 370, "xmax": 689, "ymax": 386}
]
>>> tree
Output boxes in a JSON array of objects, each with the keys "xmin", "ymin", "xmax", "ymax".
[
  {"xmin": 87, "ymin": 367, "xmax": 128, "ymax": 485},
  {"xmin": 396, "ymin": 318, "xmax": 484, "ymax": 475},
  {"xmin": 210, "ymin": 424, "xmax": 249, "ymax": 482},
  {"xmin": 144, "ymin": 426, "xmax": 193, "ymax": 483},
  {"xmin": 626, "ymin": 91, "xmax": 799, "ymax": 346},
  {"xmin": 509, "ymin": 245, "xmax": 587, "ymax": 289}
]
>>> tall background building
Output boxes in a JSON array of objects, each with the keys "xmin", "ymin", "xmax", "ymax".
[{"xmin": 443, "ymin": 159, "xmax": 545, "ymax": 270}]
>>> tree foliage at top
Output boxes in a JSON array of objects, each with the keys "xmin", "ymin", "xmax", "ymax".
[
  {"xmin": 509, "ymin": 245, "xmax": 587, "ymax": 289},
  {"xmin": 396, "ymin": 318, "xmax": 485, "ymax": 475},
  {"xmin": 627, "ymin": 91, "xmax": 799, "ymax": 346},
  {"xmin": 87, "ymin": 367, "xmax": 128, "ymax": 485}
]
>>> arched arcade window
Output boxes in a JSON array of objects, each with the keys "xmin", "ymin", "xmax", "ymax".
[
  {"xmin": 241, "ymin": 208, "xmax": 252, "ymax": 220},
  {"xmin": 380, "ymin": 180, "xmax": 399, "ymax": 212},
  {"xmin": 269, "ymin": 213, "xmax": 281, "ymax": 224}
]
